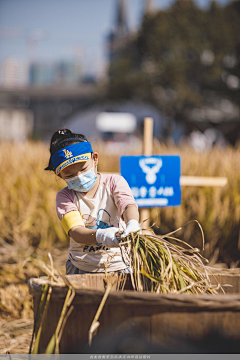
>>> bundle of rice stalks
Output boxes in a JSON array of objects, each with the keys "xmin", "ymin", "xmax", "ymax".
[
  {"xmin": 118, "ymin": 221, "xmax": 219, "ymax": 295},
  {"xmin": 26, "ymin": 254, "xmax": 75, "ymax": 354}
]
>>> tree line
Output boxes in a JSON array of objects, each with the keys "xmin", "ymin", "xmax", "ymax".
[{"xmin": 107, "ymin": 0, "xmax": 240, "ymax": 136}]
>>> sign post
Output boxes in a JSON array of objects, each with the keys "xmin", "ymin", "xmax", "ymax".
[
  {"xmin": 119, "ymin": 117, "xmax": 227, "ymax": 231},
  {"xmin": 141, "ymin": 118, "xmax": 153, "ymax": 229},
  {"xmin": 120, "ymin": 117, "xmax": 181, "ymax": 231}
]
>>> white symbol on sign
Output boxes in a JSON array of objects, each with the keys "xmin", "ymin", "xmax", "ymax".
[
  {"xmin": 139, "ymin": 158, "xmax": 162, "ymax": 184},
  {"xmin": 149, "ymin": 186, "xmax": 157, "ymax": 198},
  {"xmin": 131, "ymin": 187, "xmax": 139, "ymax": 198},
  {"xmin": 140, "ymin": 186, "xmax": 147, "ymax": 198}
]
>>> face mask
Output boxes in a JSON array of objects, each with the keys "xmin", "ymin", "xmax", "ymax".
[{"xmin": 65, "ymin": 163, "xmax": 97, "ymax": 192}]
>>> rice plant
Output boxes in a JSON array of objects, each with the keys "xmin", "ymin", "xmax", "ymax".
[
  {"xmin": 1, "ymin": 140, "xmax": 240, "ymax": 265},
  {"xmin": 118, "ymin": 223, "xmax": 219, "ymax": 294}
]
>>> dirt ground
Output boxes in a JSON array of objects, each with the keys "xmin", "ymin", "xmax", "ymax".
[
  {"xmin": 0, "ymin": 243, "xmax": 68, "ymax": 354},
  {"xmin": 0, "ymin": 318, "xmax": 33, "ymax": 354}
]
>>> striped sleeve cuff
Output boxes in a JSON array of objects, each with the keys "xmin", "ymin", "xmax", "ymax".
[{"xmin": 61, "ymin": 211, "xmax": 84, "ymax": 235}]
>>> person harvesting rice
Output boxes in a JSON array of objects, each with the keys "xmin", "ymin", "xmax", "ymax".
[{"xmin": 45, "ymin": 129, "xmax": 141, "ymax": 274}]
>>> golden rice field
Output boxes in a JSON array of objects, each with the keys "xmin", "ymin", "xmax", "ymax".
[
  {"xmin": 1, "ymin": 140, "xmax": 240, "ymax": 353},
  {"xmin": 0, "ymin": 141, "xmax": 240, "ymax": 306},
  {"xmin": 1, "ymin": 140, "xmax": 240, "ymax": 262}
]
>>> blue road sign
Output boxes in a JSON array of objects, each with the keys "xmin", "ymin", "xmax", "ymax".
[{"xmin": 120, "ymin": 155, "xmax": 181, "ymax": 207}]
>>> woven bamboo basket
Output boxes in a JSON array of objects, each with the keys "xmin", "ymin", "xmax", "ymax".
[{"xmin": 28, "ymin": 273, "xmax": 240, "ymax": 353}]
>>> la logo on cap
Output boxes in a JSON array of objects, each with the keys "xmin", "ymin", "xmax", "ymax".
[{"xmin": 63, "ymin": 149, "xmax": 72, "ymax": 158}]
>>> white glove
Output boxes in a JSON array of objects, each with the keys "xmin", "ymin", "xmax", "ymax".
[
  {"xmin": 121, "ymin": 219, "xmax": 141, "ymax": 238},
  {"xmin": 96, "ymin": 227, "xmax": 119, "ymax": 248}
]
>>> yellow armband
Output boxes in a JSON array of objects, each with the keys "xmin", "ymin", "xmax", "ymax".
[{"xmin": 61, "ymin": 211, "xmax": 84, "ymax": 235}]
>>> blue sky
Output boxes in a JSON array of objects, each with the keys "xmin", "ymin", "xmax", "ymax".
[{"xmin": 0, "ymin": 0, "xmax": 233, "ymax": 77}]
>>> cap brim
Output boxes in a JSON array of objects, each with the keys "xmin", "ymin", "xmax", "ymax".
[{"xmin": 55, "ymin": 152, "xmax": 91, "ymax": 175}]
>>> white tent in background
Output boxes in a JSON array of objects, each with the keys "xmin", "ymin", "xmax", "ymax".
[
  {"xmin": 96, "ymin": 112, "xmax": 137, "ymax": 133},
  {"xmin": 66, "ymin": 100, "xmax": 164, "ymax": 140}
]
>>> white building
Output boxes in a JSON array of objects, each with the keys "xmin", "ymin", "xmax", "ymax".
[
  {"xmin": 0, "ymin": 109, "xmax": 33, "ymax": 141},
  {"xmin": 0, "ymin": 58, "xmax": 29, "ymax": 88}
]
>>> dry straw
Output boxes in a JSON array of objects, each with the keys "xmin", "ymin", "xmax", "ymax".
[
  {"xmin": 118, "ymin": 221, "xmax": 220, "ymax": 294},
  {"xmin": 27, "ymin": 253, "xmax": 75, "ymax": 354}
]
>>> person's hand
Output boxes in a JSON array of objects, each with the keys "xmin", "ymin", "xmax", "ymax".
[
  {"xmin": 96, "ymin": 227, "xmax": 119, "ymax": 247},
  {"xmin": 121, "ymin": 219, "xmax": 141, "ymax": 238}
]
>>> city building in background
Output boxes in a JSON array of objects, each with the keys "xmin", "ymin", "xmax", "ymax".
[
  {"xmin": 107, "ymin": 0, "xmax": 153, "ymax": 64},
  {"xmin": 108, "ymin": 0, "xmax": 130, "ymax": 62},
  {"xmin": 0, "ymin": 58, "xmax": 84, "ymax": 88},
  {"xmin": 0, "ymin": 108, "xmax": 33, "ymax": 141},
  {"xmin": 0, "ymin": 58, "xmax": 29, "ymax": 88},
  {"xmin": 29, "ymin": 60, "xmax": 83, "ymax": 86}
]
